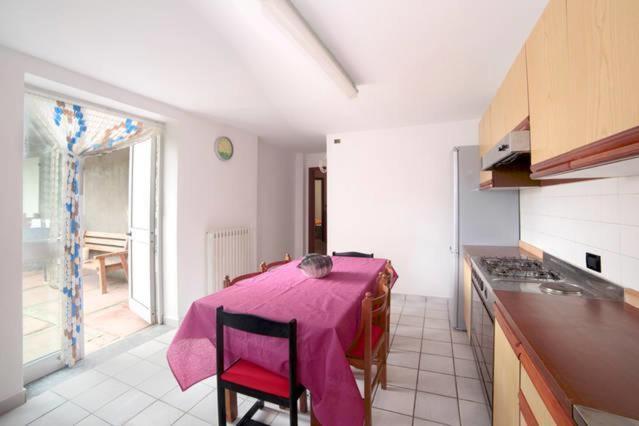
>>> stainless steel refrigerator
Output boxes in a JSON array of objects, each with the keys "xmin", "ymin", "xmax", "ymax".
[{"xmin": 449, "ymin": 146, "xmax": 520, "ymax": 330}]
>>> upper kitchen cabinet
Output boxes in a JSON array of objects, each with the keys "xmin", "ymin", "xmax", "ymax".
[
  {"xmin": 479, "ymin": 105, "xmax": 493, "ymax": 185},
  {"xmin": 529, "ymin": 0, "xmax": 639, "ymax": 178},
  {"xmin": 479, "ymin": 52, "xmax": 538, "ymax": 190},
  {"xmin": 526, "ymin": 0, "xmax": 570, "ymax": 167},
  {"xmin": 570, "ymin": 0, "xmax": 639, "ymax": 146},
  {"xmin": 491, "ymin": 48, "xmax": 530, "ymax": 144}
]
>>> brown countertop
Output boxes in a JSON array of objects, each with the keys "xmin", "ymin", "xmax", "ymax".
[{"xmin": 495, "ymin": 290, "xmax": 639, "ymax": 421}]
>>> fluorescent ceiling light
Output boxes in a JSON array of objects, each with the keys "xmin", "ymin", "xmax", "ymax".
[{"xmin": 261, "ymin": 0, "xmax": 358, "ymax": 98}]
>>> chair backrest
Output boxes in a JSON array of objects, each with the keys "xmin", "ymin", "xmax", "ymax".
[
  {"xmin": 347, "ymin": 274, "xmax": 389, "ymax": 359},
  {"xmin": 216, "ymin": 306, "xmax": 298, "ymax": 396},
  {"xmin": 384, "ymin": 260, "xmax": 395, "ymax": 286},
  {"xmin": 377, "ymin": 266, "xmax": 392, "ymax": 295},
  {"xmin": 223, "ymin": 271, "xmax": 262, "ymax": 288},
  {"xmin": 332, "ymin": 251, "xmax": 374, "ymax": 258},
  {"xmin": 260, "ymin": 253, "xmax": 293, "ymax": 273},
  {"xmin": 84, "ymin": 231, "xmax": 128, "ymax": 253}
]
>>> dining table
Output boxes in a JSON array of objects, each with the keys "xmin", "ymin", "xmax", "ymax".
[{"xmin": 167, "ymin": 255, "xmax": 397, "ymax": 426}]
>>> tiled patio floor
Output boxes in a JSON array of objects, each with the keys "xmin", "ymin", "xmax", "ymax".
[
  {"xmin": 23, "ymin": 262, "xmax": 149, "ymax": 363},
  {"xmin": 8, "ymin": 295, "xmax": 491, "ymax": 425}
]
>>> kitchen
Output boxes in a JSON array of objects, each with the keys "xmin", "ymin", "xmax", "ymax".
[
  {"xmin": 1, "ymin": 0, "xmax": 639, "ymax": 425},
  {"xmin": 450, "ymin": 0, "xmax": 639, "ymax": 424}
]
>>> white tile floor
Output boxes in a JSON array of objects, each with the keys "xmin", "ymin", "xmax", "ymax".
[{"xmin": 0, "ymin": 296, "xmax": 490, "ymax": 425}]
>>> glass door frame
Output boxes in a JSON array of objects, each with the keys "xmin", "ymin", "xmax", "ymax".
[
  {"xmin": 22, "ymin": 101, "xmax": 66, "ymax": 384},
  {"xmin": 22, "ymin": 88, "xmax": 165, "ymax": 383}
]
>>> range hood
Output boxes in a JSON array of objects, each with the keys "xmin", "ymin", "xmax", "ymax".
[{"xmin": 482, "ymin": 131, "xmax": 531, "ymax": 171}]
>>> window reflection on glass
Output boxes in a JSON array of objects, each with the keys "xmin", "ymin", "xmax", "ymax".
[{"xmin": 23, "ymin": 112, "xmax": 64, "ymax": 364}]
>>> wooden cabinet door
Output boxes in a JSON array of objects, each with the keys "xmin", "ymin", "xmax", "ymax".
[
  {"xmin": 520, "ymin": 367, "xmax": 557, "ymax": 426},
  {"xmin": 519, "ymin": 391, "xmax": 539, "ymax": 426},
  {"xmin": 491, "ymin": 48, "xmax": 530, "ymax": 144},
  {"xmin": 567, "ymin": 0, "xmax": 639, "ymax": 148},
  {"xmin": 526, "ymin": 0, "xmax": 570, "ymax": 166},
  {"xmin": 493, "ymin": 317, "xmax": 521, "ymax": 426},
  {"xmin": 479, "ymin": 105, "xmax": 493, "ymax": 184},
  {"xmin": 463, "ymin": 258, "xmax": 472, "ymax": 341}
]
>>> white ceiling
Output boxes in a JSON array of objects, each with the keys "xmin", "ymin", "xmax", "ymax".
[{"xmin": 0, "ymin": 0, "xmax": 546, "ymax": 150}]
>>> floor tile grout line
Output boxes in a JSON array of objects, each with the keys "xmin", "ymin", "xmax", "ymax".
[
  {"xmin": 372, "ymin": 406, "xmax": 417, "ymax": 421},
  {"xmin": 410, "ymin": 300, "xmax": 426, "ymax": 426},
  {"xmin": 92, "ymin": 391, "xmax": 157, "ymax": 426},
  {"xmin": 449, "ymin": 304, "xmax": 464, "ymax": 426},
  {"xmin": 18, "ymin": 396, "xmax": 67, "ymax": 426}
]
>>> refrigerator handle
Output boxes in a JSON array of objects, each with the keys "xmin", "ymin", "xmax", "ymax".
[{"xmin": 451, "ymin": 148, "xmax": 459, "ymax": 254}]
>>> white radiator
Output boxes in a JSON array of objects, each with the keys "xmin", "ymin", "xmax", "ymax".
[{"xmin": 206, "ymin": 227, "xmax": 254, "ymax": 293}]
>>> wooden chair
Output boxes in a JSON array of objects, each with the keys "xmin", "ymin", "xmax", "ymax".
[
  {"xmin": 216, "ymin": 307, "xmax": 307, "ymax": 426},
  {"xmin": 260, "ymin": 253, "xmax": 293, "ymax": 272},
  {"xmin": 223, "ymin": 271, "xmax": 263, "ymax": 289},
  {"xmin": 83, "ymin": 231, "xmax": 128, "ymax": 294},
  {"xmin": 332, "ymin": 251, "xmax": 374, "ymax": 258},
  {"xmin": 224, "ymin": 270, "xmax": 308, "ymax": 422},
  {"xmin": 346, "ymin": 274, "xmax": 389, "ymax": 426},
  {"xmin": 385, "ymin": 260, "xmax": 396, "ymax": 289},
  {"xmin": 380, "ymin": 263, "xmax": 393, "ymax": 353}
]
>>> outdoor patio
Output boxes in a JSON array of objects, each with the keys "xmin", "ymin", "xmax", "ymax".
[{"xmin": 23, "ymin": 262, "xmax": 149, "ymax": 364}]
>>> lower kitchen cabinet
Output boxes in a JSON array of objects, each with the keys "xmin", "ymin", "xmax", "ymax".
[
  {"xmin": 520, "ymin": 365, "xmax": 556, "ymax": 425},
  {"xmin": 463, "ymin": 257, "xmax": 472, "ymax": 341},
  {"xmin": 493, "ymin": 312, "xmax": 521, "ymax": 426},
  {"xmin": 493, "ymin": 303, "xmax": 575, "ymax": 426},
  {"xmin": 519, "ymin": 390, "xmax": 537, "ymax": 426},
  {"xmin": 519, "ymin": 353, "xmax": 574, "ymax": 426}
]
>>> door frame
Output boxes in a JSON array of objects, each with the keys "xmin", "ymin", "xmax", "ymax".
[
  {"xmin": 21, "ymin": 87, "xmax": 166, "ymax": 383},
  {"xmin": 307, "ymin": 167, "xmax": 327, "ymax": 254}
]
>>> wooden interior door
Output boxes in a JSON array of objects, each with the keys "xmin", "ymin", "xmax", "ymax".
[{"xmin": 308, "ymin": 167, "xmax": 327, "ymax": 254}]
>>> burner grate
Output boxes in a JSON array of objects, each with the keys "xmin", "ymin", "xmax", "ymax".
[{"xmin": 480, "ymin": 257, "xmax": 563, "ymax": 282}]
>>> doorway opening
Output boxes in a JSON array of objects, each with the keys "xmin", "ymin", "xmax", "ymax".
[
  {"xmin": 81, "ymin": 146, "xmax": 153, "ymax": 354},
  {"xmin": 22, "ymin": 92, "xmax": 161, "ymax": 380},
  {"xmin": 308, "ymin": 167, "xmax": 327, "ymax": 254}
]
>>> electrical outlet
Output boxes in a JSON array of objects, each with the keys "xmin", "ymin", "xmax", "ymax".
[{"xmin": 586, "ymin": 252, "xmax": 602, "ymax": 273}]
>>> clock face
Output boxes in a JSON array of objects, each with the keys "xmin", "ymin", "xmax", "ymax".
[{"xmin": 215, "ymin": 136, "xmax": 233, "ymax": 161}]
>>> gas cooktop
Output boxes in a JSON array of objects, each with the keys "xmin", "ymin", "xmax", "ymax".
[
  {"xmin": 474, "ymin": 255, "xmax": 624, "ymax": 299},
  {"xmin": 480, "ymin": 257, "xmax": 564, "ymax": 283}
]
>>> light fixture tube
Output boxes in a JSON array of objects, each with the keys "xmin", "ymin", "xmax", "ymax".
[{"xmin": 261, "ymin": 0, "xmax": 358, "ymax": 98}]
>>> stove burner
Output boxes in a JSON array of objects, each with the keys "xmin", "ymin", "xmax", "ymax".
[
  {"xmin": 480, "ymin": 257, "xmax": 563, "ymax": 282},
  {"xmin": 539, "ymin": 281, "xmax": 583, "ymax": 295}
]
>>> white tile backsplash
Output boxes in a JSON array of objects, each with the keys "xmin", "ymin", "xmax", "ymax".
[{"xmin": 520, "ymin": 176, "xmax": 639, "ymax": 291}]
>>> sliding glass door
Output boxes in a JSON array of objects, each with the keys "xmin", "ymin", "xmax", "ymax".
[{"xmin": 22, "ymin": 106, "xmax": 65, "ymax": 380}]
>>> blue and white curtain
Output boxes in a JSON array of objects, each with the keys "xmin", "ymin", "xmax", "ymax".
[{"xmin": 27, "ymin": 94, "xmax": 158, "ymax": 366}]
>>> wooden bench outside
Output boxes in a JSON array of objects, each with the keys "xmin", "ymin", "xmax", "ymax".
[{"xmin": 83, "ymin": 231, "xmax": 129, "ymax": 294}]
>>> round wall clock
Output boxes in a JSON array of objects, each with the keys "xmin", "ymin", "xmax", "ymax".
[{"xmin": 214, "ymin": 136, "xmax": 234, "ymax": 161}]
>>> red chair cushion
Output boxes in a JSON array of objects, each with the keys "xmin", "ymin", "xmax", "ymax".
[
  {"xmin": 350, "ymin": 325, "xmax": 384, "ymax": 358},
  {"xmin": 221, "ymin": 359, "xmax": 290, "ymax": 398}
]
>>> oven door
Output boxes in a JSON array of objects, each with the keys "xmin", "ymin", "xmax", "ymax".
[{"xmin": 470, "ymin": 272, "xmax": 495, "ymax": 408}]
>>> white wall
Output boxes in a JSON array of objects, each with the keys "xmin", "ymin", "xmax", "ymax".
[
  {"xmin": 172, "ymin": 117, "xmax": 259, "ymax": 318},
  {"xmin": 520, "ymin": 177, "xmax": 639, "ymax": 290},
  {"xmin": 257, "ymin": 142, "xmax": 296, "ymax": 263},
  {"xmin": 327, "ymin": 120, "xmax": 478, "ymax": 297},
  {"xmin": 0, "ymin": 46, "xmax": 27, "ymax": 411},
  {"xmin": 0, "ymin": 45, "xmax": 265, "ymax": 411}
]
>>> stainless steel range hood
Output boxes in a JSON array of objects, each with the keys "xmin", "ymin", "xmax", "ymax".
[{"xmin": 482, "ymin": 130, "xmax": 531, "ymax": 171}]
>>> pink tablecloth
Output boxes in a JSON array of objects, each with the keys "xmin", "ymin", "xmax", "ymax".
[{"xmin": 167, "ymin": 256, "xmax": 393, "ymax": 426}]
